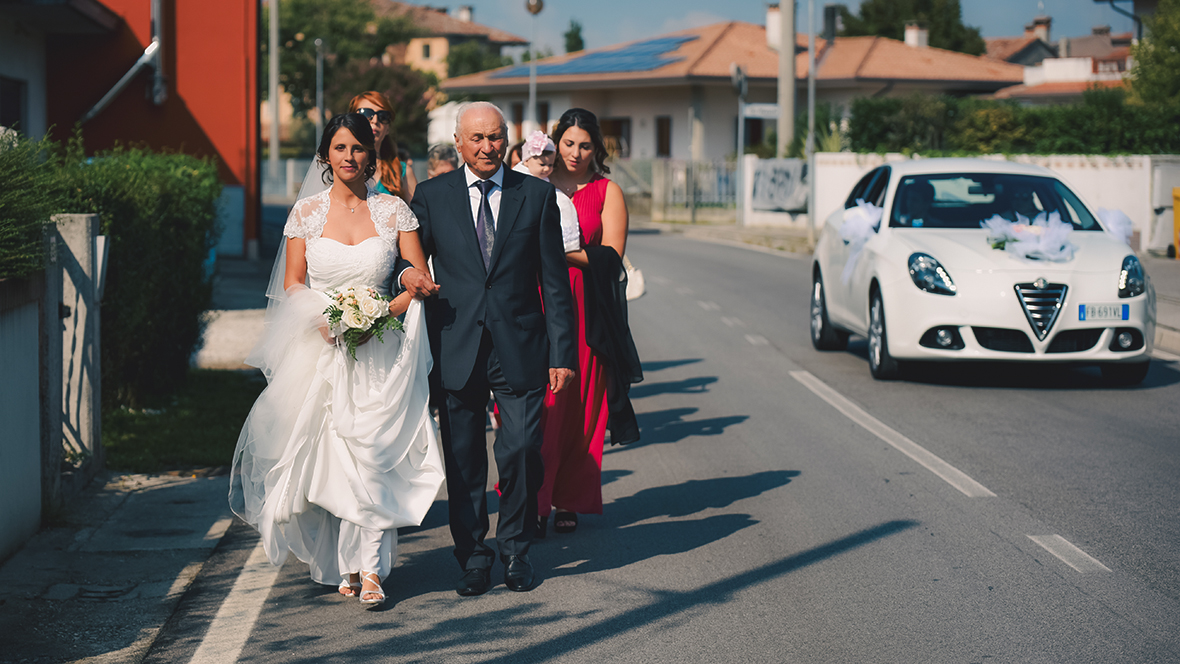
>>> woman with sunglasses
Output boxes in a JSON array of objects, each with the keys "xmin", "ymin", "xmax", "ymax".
[{"xmin": 349, "ymin": 91, "xmax": 418, "ymax": 202}]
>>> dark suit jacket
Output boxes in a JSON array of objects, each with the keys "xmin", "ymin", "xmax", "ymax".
[{"xmin": 402, "ymin": 166, "xmax": 577, "ymax": 392}]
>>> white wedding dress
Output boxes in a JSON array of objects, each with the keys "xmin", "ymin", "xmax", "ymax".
[{"xmin": 229, "ymin": 186, "xmax": 445, "ymax": 586}]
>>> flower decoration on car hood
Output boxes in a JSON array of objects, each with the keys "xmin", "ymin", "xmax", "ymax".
[
  {"xmin": 1096, "ymin": 207, "xmax": 1134, "ymax": 246},
  {"xmin": 981, "ymin": 211, "xmax": 1076, "ymax": 262},
  {"xmin": 840, "ymin": 198, "xmax": 884, "ymax": 283}
]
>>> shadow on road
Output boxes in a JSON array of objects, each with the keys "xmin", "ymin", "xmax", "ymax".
[
  {"xmin": 612, "ymin": 407, "xmax": 747, "ymax": 451},
  {"xmin": 273, "ymin": 519, "xmax": 919, "ymax": 664},
  {"xmin": 840, "ymin": 338, "xmax": 1180, "ymax": 389},
  {"xmin": 641, "ymin": 358, "xmax": 702, "ymax": 373},
  {"xmin": 629, "ymin": 376, "xmax": 717, "ymax": 399}
]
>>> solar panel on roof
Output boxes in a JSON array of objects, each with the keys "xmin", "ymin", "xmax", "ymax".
[{"xmin": 490, "ymin": 35, "xmax": 698, "ymax": 78}]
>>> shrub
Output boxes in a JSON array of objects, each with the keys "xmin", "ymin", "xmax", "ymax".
[
  {"xmin": 0, "ymin": 133, "xmax": 64, "ymax": 279},
  {"xmin": 59, "ymin": 133, "xmax": 222, "ymax": 408}
]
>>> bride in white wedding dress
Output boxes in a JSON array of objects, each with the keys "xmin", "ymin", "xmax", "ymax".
[{"xmin": 230, "ymin": 113, "xmax": 444, "ymax": 608}]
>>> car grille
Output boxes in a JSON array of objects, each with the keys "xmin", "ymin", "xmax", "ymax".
[
  {"xmin": 972, "ymin": 327, "xmax": 1034, "ymax": 353},
  {"xmin": 1013, "ymin": 282, "xmax": 1068, "ymax": 340},
  {"xmin": 1047, "ymin": 329, "xmax": 1104, "ymax": 353}
]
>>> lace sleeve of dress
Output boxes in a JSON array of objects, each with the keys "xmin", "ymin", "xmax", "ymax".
[
  {"xmin": 371, "ymin": 193, "xmax": 418, "ymax": 251},
  {"xmin": 283, "ymin": 194, "xmax": 327, "ymax": 239}
]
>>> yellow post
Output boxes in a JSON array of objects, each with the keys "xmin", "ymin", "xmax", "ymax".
[{"xmin": 1174, "ymin": 187, "xmax": 1180, "ymax": 259}]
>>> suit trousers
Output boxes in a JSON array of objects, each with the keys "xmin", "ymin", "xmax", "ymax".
[{"xmin": 438, "ymin": 328, "xmax": 546, "ymax": 571}]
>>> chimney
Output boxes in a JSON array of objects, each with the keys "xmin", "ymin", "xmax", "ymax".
[
  {"xmin": 455, "ymin": 5, "xmax": 473, "ymax": 22},
  {"xmin": 904, "ymin": 21, "xmax": 928, "ymax": 48},
  {"xmin": 1092, "ymin": 25, "xmax": 1111, "ymax": 36},
  {"xmin": 766, "ymin": 3, "xmax": 781, "ymax": 51},
  {"xmin": 823, "ymin": 4, "xmax": 842, "ymax": 42},
  {"xmin": 1032, "ymin": 15, "xmax": 1051, "ymax": 43}
]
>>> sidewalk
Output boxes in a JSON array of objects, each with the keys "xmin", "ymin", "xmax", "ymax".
[{"xmin": 642, "ymin": 219, "xmax": 1180, "ymax": 355}]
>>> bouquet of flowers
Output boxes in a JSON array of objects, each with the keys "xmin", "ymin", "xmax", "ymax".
[
  {"xmin": 323, "ymin": 286, "xmax": 403, "ymax": 360},
  {"xmin": 981, "ymin": 211, "xmax": 1076, "ymax": 262}
]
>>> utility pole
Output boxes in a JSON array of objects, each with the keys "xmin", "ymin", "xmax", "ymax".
[
  {"xmin": 806, "ymin": 0, "xmax": 816, "ymax": 247},
  {"xmin": 315, "ymin": 38, "xmax": 324, "ymax": 147},
  {"xmin": 526, "ymin": 0, "xmax": 544, "ymax": 137},
  {"xmin": 777, "ymin": 0, "xmax": 795, "ymax": 158},
  {"xmin": 268, "ymin": 0, "xmax": 279, "ymax": 179}
]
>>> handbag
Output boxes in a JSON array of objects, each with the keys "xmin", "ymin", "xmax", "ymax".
[{"xmin": 623, "ymin": 255, "xmax": 645, "ymax": 301}]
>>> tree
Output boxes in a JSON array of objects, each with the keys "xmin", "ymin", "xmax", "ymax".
[
  {"xmin": 564, "ymin": 19, "xmax": 584, "ymax": 53},
  {"xmin": 325, "ymin": 61, "xmax": 437, "ymax": 155},
  {"xmin": 521, "ymin": 47, "xmax": 555, "ymax": 62},
  {"xmin": 262, "ymin": 0, "xmax": 418, "ymax": 117},
  {"xmin": 445, "ymin": 40, "xmax": 513, "ymax": 79},
  {"xmin": 1129, "ymin": 0, "xmax": 1180, "ymax": 108},
  {"xmin": 838, "ymin": 0, "xmax": 985, "ymax": 56}
]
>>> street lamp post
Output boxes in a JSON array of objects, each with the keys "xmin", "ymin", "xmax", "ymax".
[
  {"xmin": 315, "ymin": 38, "xmax": 324, "ymax": 147},
  {"xmin": 806, "ymin": 0, "xmax": 816, "ymax": 248},
  {"xmin": 268, "ymin": 0, "xmax": 279, "ymax": 179},
  {"xmin": 526, "ymin": 0, "xmax": 543, "ymax": 137},
  {"xmin": 731, "ymin": 63, "xmax": 747, "ymax": 226}
]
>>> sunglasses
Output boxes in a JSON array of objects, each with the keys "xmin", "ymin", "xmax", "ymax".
[{"xmin": 357, "ymin": 108, "xmax": 392, "ymax": 124}]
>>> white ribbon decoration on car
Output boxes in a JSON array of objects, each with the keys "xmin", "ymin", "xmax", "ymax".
[
  {"xmin": 1096, "ymin": 207, "xmax": 1134, "ymax": 246},
  {"xmin": 840, "ymin": 198, "xmax": 884, "ymax": 283},
  {"xmin": 981, "ymin": 211, "xmax": 1076, "ymax": 262}
]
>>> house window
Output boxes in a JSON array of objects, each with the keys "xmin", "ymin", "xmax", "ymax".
[
  {"xmin": 0, "ymin": 76, "xmax": 27, "ymax": 133},
  {"xmin": 538, "ymin": 102, "xmax": 550, "ymax": 131},
  {"xmin": 655, "ymin": 116, "xmax": 671, "ymax": 157},
  {"xmin": 600, "ymin": 117, "xmax": 632, "ymax": 159},
  {"xmin": 423, "ymin": 43, "xmax": 431, "ymax": 60},
  {"xmin": 511, "ymin": 102, "xmax": 524, "ymax": 141}
]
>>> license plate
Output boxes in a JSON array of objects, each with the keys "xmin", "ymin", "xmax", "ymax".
[{"xmin": 1078, "ymin": 304, "xmax": 1129, "ymax": 321}]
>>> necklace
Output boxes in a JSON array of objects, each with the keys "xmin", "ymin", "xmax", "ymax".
[{"xmin": 332, "ymin": 191, "xmax": 363, "ymax": 214}]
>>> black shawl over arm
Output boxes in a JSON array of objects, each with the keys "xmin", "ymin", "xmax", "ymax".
[{"xmin": 581, "ymin": 245, "xmax": 643, "ymax": 445}]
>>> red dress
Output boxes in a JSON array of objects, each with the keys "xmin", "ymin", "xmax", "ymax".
[{"xmin": 538, "ymin": 176, "xmax": 611, "ymax": 517}]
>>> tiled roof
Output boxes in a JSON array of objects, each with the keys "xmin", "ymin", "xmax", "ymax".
[
  {"xmin": 442, "ymin": 21, "xmax": 1022, "ymax": 92},
  {"xmin": 993, "ymin": 78, "xmax": 1126, "ymax": 100},
  {"xmin": 372, "ymin": 1, "xmax": 526, "ymax": 45},
  {"xmin": 985, "ymin": 36, "xmax": 1039, "ymax": 61}
]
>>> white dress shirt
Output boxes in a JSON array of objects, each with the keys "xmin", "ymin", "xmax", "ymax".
[{"xmin": 464, "ymin": 163, "xmax": 503, "ymax": 229}]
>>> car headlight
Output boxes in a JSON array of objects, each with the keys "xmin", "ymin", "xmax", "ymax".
[
  {"xmin": 1118, "ymin": 255, "xmax": 1145, "ymax": 298},
  {"xmin": 908, "ymin": 253, "xmax": 957, "ymax": 295}
]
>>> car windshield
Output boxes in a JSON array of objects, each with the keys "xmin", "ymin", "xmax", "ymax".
[{"xmin": 889, "ymin": 173, "xmax": 1101, "ymax": 231}]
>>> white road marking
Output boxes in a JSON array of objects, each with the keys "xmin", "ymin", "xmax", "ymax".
[
  {"xmin": 721, "ymin": 317, "xmax": 746, "ymax": 328},
  {"xmin": 1151, "ymin": 349, "xmax": 1180, "ymax": 362},
  {"xmin": 1027, "ymin": 535, "xmax": 1111, "ymax": 573},
  {"xmin": 204, "ymin": 516, "xmax": 233, "ymax": 542},
  {"xmin": 189, "ymin": 541, "xmax": 282, "ymax": 664},
  {"xmin": 697, "ymin": 300, "xmax": 721, "ymax": 311},
  {"xmin": 675, "ymin": 287, "xmax": 694, "ymax": 296},
  {"xmin": 745, "ymin": 334, "xmax": 769, "ymax": 346},
  {"xmin": 790, "ymin": 370, "xmax": 996, "ymax": 498},
  {"xmin": 650, "ymin": 275, "xmax": 671, "ymax": 285}
]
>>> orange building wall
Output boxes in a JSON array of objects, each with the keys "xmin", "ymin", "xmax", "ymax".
[{"xmin": 47, "ymin": 0, "xmax": 259, "ymax": 257}]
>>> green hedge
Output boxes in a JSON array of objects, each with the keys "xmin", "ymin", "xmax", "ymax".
[
  {"xmin": 848, "ymin": 88, "xmax": 1180, "ymax": 155},
  {"xmin": 0, "ymin": 134, "xmax": 64, "ymax": 280},
  {"xmin": 60, "ymin": 135, "xmax": 222, "ymax": 408}
]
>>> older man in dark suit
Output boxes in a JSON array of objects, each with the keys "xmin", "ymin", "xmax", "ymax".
[{"xmin": 398, "ymin": 102, "xmax": 576, "ymax": 595}]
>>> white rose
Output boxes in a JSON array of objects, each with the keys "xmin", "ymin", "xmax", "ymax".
[
  {"xmin": 358, "ymin": 294, "xmax": 386, "ymax": 319},
  {"xmin": 341, "ymin": 307, "xmax": 369, "ymax": 330}
]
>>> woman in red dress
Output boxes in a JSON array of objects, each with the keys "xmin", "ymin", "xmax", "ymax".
[{"xmin": 540, "ymin": 108, "xmax": 630, "ymax": 535}]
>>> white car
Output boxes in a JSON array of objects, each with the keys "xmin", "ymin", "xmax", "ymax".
[{"xmin": 810, "ymin": 159, "xmax": 1156, "ymax": 384}]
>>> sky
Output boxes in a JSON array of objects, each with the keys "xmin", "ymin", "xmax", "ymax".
[{"xmin": 449, "ymin": 0, "xmax": 1138, "ymax": 57}]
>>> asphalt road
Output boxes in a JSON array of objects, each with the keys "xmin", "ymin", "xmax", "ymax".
[{"xmin": 148, "ymin": 230, "xmax": 1180, "ymax": 663}]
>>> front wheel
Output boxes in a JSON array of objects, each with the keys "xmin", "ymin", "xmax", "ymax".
[
  {"xmin": 1100, "ymin": 361, "xmax": 1149, "ymax": 386},
  {"xmin": 811, "ymin": 273, "xmax": 850, "ymax": 351},
  {"xmin": 868, "ymin": 291, "xmax": 903, "ymax": 380}
]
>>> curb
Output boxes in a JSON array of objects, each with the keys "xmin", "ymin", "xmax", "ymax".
[{"xmin": 1155, "ymin": 325, "xmax": 1180, "ymax": 356}]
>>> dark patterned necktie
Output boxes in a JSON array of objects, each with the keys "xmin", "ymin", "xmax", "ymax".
[{"xmin": 475, "ymin": 179, "xmax": 496, "ymax": 269}]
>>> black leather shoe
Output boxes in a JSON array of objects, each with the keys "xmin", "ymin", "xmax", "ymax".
[
  {"xmin": 501, "ymin": 555, "xmax": 535, "ymax": 592},
  {"xmin": 456, "ymin": 567, "xmax": 492, "ymax": 596}
]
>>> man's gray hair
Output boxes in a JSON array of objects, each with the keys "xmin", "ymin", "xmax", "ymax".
[
  {"xmin": 427, "ymin": 143, "xmax": 460, "ymax": 168},
  {"xmin": 455, "ymin": 101, "xmax": 507, "ymax": 137}
]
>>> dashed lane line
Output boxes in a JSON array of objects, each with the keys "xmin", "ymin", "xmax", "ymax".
[
  {"xmin": 188, "ymin": 541, "xmax": 282, "ymax": 664},
  {"xmin": 790, "ymin": 370, "xmax": 996, "ymax": 498},
  {"xmin": 1027, "ymin": 535, "xmax": 1112, "ymax": 573},
  {"xmin": 697, "ymin": 300, "xmax": 721, "ymax": 311},
  {"xmin": 721, "ymin": 317, "xmax": 746, "ymax": 328},
  {"xmin": 745, "ymin": 334, "xmax": 770, "ymax": 346}
]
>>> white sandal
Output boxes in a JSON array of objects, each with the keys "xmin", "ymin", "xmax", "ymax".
[
  {"xmin": 358, "ymin": 570, "xmax": 385, "ymax": 607},
  {"xmin": 338, "ymin": 574, "xmax": 362, "ymax": 597}
]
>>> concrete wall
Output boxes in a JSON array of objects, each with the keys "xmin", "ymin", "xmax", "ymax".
[
  {"xmin": 0, "ymin": 17, "xmax": 47, "ymax": 139},
  {"xmin": 58, "ymin": 214, "xmax": 103, "ymax": 472},
  {"xmin": 0, "ymin": 281, "xmax": 44, "ymax": 561}
]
